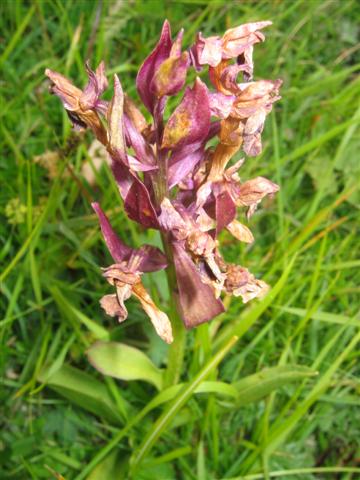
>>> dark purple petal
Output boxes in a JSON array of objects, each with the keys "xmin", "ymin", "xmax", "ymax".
[
  {"xmin": 137, "ymin": 245, "xmax": 168, "ymax": 272},
  {"xmin": 136, "ymin": 20, "xmax": 173, "ymax": 113},
  {"xmin": 172, "ymin": 242, "xmax": 224, "ymax": 328},
  {"xmin": 92, "ymin": 202, "xmax": 133, "ymax": 262},
  {"xmin": 208, "ymin": 120, "xmax": 221, "ymax": 139},
  {"xmin": 111, "ymin": 161, "xmax": 159, "ymax": 229},
  {"xmin": 153, "ymin": 96, "xmax": 168, "ymax": 132},
  {"xmin": 161, "ymin": 78, "xmax": 210, "ymax": 150}
]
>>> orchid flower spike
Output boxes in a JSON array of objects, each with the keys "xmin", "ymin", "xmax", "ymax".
[{"xmin": 46, "ymin": 19, "xmax": 281, "ymax": 342}]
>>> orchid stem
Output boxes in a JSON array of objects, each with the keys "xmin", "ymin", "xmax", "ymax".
[
  {"xmin": 163, "ymin": 253, "xmax": 186, "ymax": 387},
  {"xmin": 153, "ymin": 99, "xmax": 186, "ymax": 386}
]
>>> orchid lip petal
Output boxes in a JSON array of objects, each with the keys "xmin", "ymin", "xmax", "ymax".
[
  {"xmin": 100, "ymin": 293, "xmax": 128, "ymax": 322},
  {"xmin": 124, "ymin": 115, "xmax": 156, "ymax": 167},
  {"xmin": 168, "ymin": 146, "xmax": 204, "ymax": 189}
]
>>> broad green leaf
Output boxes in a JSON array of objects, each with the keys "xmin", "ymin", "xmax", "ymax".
[
  {"xmin": 233, "ymin": 365, "xmax": 318, "ymax": 406},
  {"xmin": 87, "ymin": 341, "xmax": 164, "ymax": 390},
  {"xmin": 37, "ymin": 364, "xmax": 123, "ymax": 425}
]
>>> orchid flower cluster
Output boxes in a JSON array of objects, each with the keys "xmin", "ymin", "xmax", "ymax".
[{"xmin": 46, "ymin": 20, "xmax": 281, "ymax": 344}]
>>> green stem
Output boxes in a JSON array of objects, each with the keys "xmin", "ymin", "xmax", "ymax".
[
  {"xmin": 163, "ymin": 257, "xmax": 186, "ymax": 387},
  {"xmin": 159, "ymin": 231, "xmax": 186, "ymax": 386}
]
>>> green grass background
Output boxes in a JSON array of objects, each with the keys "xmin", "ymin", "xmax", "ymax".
[{"xmin": 1, "ymin": 0, "xmax": 360, "ymax": 478}]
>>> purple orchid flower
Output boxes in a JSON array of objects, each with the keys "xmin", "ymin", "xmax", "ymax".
[
  {"xmin": 136, "ymin": 20, "xmax": 189, "ymax": 114},
  {"xmin": 92, "ymin": 202, "xmax": 172, "ymax": 343},
  {"xmin": 46, "ymin": 19, "xmax": 281, "ymax": 343}
]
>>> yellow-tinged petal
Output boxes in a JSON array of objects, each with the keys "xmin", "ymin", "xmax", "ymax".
[{"xmin": 133, "ymin": 283, "xmax": 173, "ymax": 344}]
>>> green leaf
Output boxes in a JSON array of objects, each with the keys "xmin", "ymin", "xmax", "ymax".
[
  {"xmin": 233, "ymin": 365, "xmax": 318, "ymax": 406},
  {"xmin": 140, "ymin": 380, "xmax": 238, "ymax": 419},
  {"xmin": 86, "ymin": 451, "xmax": 121, "ymax": 480},
  {"xmin": 87, "ymin": 341, "xmax": 164, "ymax": 390},
  {"xmin": 37, "ymin": 364, "xmax": 123, "ymax": 425}
]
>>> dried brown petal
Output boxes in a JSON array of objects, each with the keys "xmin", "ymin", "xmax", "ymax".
[
  {"xmin": 236, "ymin": 176, "xmax": 279, "ymax": 209},
  {"xmin": 102, "ymin": 265, "xmax": 141, "ymax": 286},
  {"xmin": 133, "ymin": 283, "xmax": 173, "ymax": 344},
  {"xmin": 233, "ymin": 277, "xmax": 269, "ymax": 303},
  {"xmin": 186, "ymin": 230, "xmax": 216, "ymax": 257},
  {"xmin": 226, "ymin": 220, "xmax": 254, "ymax": 243},
  {"xmin": 100, "ymin": 291, "xmax": 129, "ymax": 322},
  {"xmin": 124, "ymin": 94, "xmax": 148, "ymax": 133}
]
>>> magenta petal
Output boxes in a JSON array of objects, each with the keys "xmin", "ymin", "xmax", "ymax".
[
  {"xmin": 92, "ymin": 202, "xmax": 133, "ymax": 262},
  {"xmin": 172, "ymin": 242, "xmax": 224, "ymax": 328},
  {"xmin": 92, "ymin": 203, "xmax": 167, "ymax": 273},
  {"xmin": 168, "ymin": 147, "xmax": 204, "ymax": 189},
  {"xmin": 137, "ymin": 245, "xmax": 168, "ymax": 272},
  {"xmin": 136, "ymin": 20, "xmax": 173, "ymax": 113},
  {"xmin": 111, "ymin": 161, "xmax": 159, "ymax": 229},
  {"xmin": 81, "ymin": 61, "xmax": 108, "ymax": 111},
  {"xmin": 124, "ymin": 115, "xmax": 156, "ymax": 167},
  {"xmin": 151, "ymin": 52, "xmax": 189, "ymax": 98},
  {"xmin": 128, "ymin": 155, "xmax": 158, "ymax": 172},
  {"xmin": 162, "ymin": 78, "xmax": 210, "ymax": 150}
]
